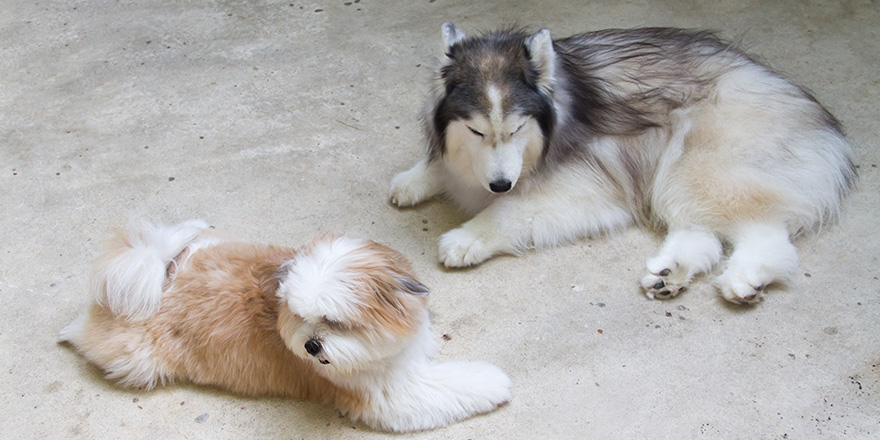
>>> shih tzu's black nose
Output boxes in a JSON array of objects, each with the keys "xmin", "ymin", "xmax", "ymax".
[
  {"xmin": 489, "ymin": 178, "xmax": 512, "ymax": 193},
  {"xmin": 304, "ymin": 339, "xmax": 322, "ymax": 356}
]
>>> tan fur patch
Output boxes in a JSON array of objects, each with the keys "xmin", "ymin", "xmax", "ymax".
[
  {"xmin": 676, "ymin": 114, "xmax": 783, "ymax": 228},
  {"xmin": 352, "ymin": 240, "xmax": 428, "ymax": 336}
]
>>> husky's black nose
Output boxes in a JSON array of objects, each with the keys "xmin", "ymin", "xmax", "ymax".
[
  {"xmin": 489, "ymin": 179, "xmax": 512, "ymax": 193},
  {"xmin": 304, "ymin": 339, "xmax": 322, "ymax": 356}
]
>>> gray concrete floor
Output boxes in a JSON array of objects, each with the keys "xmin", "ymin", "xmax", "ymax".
[{"xmin": 2, "ymin": 0, "xmax": 878, "ymax": 438}]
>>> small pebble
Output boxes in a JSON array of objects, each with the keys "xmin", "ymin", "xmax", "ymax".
[{"xmin": 195, "ymin": 413, "xmax": 209, "ymax": 423}]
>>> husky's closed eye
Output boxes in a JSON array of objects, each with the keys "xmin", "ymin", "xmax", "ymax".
[{"xmin": 511, "ymin": 123, "xmax": 525, "ymax": 136}]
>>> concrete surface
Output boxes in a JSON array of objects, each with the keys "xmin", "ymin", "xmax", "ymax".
[{"xmin": 2, "ymin": 0, "xmax": 878, "ymax": 438}]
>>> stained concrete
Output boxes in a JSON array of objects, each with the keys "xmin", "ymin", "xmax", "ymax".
[{"xmin": 1, "ymin": 0, "xmax": 878, "ymax": 438}]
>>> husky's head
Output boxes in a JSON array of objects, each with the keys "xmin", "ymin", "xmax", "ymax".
[{"xmin": 430, "ymin": 23, "xmax": 557, "ymax": 194}]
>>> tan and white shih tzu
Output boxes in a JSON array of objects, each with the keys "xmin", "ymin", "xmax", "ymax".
[{"xmin": 59, "ymin": 220, "xmax": 511, "ymax": 432}]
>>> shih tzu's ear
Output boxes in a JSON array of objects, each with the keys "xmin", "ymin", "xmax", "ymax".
[
  {"xmin": 396, "ymin": 276, "xmax": 429, "ymax": 296},
  {"xmin": 525, "ymin": 28, "xmax": 556, "ymax": 96},
  {"xmin": 441, "ymin": 22, "xmax": 466, "ymax": 56}
]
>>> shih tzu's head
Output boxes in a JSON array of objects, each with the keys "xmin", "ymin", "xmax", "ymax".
[{"xmin": 276, "ymin": 235, "xmax": 431, "ymax": 376}]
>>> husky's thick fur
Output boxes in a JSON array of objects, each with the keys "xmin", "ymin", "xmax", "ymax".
[
  {"xmin": 390, "ymin": 24, "xmax": 856, "ymax": 304},
  {"xmin": 60, "ymin": 220, "xmax": 511, "ymax": 432}
]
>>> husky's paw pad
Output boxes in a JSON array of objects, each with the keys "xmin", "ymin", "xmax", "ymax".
[
  {"xmin": 641, "ymin": 262, "xmax": 693, "ymax": 300},
  {"xmin": 641, "ymin": 271, "xmax": 687, "ymax": 300}
]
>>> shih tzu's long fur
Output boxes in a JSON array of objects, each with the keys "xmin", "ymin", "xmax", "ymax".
[
  {"xmin": 60, "ymin": 220, "xmax": 511, "ymax": 432},
  {"xmin": 391, "ymin": 25, "xmax": 856, "ymax": 304}
]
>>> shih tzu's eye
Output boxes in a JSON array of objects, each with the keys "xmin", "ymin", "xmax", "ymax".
[
  {"xmin": 511, "ymin": 122, "xmax": 526, "ymax": 136},
  {"xmin": 322, "ymin": 316, "xmax": 345, "ymax": 329},
  {"xmin": 467, "ymin": 126, "xmax": 484, "ymax": 138}
]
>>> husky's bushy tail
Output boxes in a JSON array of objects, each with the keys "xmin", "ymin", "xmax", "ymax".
[{"xmin": 90, "ymin": 219, "xmax": 207, "ymax": 320}]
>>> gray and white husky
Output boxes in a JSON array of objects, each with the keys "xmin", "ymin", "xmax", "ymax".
[{"xmin": 390, "ymin": 24, "xmax": 856, "ymax": 304}]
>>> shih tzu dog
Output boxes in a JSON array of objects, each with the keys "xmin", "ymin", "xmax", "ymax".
[{"xmin": 59, "ymin": 220, "xmax": 511, "ymax": 432}]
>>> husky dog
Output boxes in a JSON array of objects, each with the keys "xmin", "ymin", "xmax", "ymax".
[
  {"xmin": 60, "ymin": 220, "xmax": 511, "ymax": 432},
  {"xmin": 390, "ymin": 24, "xmax": 856, "ymax": 304}
]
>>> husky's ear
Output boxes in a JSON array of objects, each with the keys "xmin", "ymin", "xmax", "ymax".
[
  {"xmin": 441, "ymin": 22, "xmax": 466, "ymax": 55},
  {"xmin": 525, "ymin": 28, "xmax": 556, "ymax": 95},
  {"xmin": 396, "ymin": 276, "xmax": 429, "ymax": 296}
]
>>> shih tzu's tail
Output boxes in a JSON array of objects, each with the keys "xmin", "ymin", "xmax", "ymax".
[{"xmin": 90, "ymin": 219, "xmax": 208, "ymax": 320}]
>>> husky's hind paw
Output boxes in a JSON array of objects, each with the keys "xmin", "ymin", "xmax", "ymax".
[
  {"xmin": 438, "ymin": 228, "xmax": 492, "ymax": 267},
  {"xmin": 717, "ymin": 276, "xmax": 767, "ymax": 305},
  {"xmin": 641, "ymin": 264, "xmax": 689, "ymax": 300}
]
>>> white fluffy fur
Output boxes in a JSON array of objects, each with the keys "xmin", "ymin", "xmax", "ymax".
[
  {"xmin": 279, "ymin": 236, "xmax": 371, "ymax": 324},
  {"xmin": 357, "ymin": 359, "xmax": 513, "ymax": 432},
  {"xmin": 91, "ymin": 219, "xmax": 208, "ymax": 320}
]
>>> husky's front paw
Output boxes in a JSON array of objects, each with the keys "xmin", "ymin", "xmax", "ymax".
[
  {"xmin": 389, "ymin": 162, "xmax": 438, "ymax": 208},
  {"xmin": 439, "ymin": 228, "xmax": 493, "ymax": 267}
]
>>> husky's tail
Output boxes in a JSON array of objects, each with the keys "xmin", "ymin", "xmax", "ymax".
[{"xmin": 91, "ymin": 219, "xmax": 208, "ymax": 320}]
